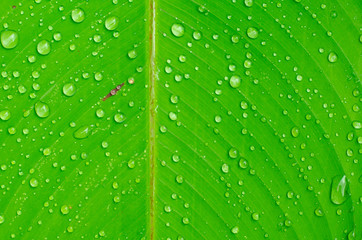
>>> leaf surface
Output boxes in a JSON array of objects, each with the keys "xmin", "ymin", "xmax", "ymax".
[{"xmin": 0, "ymin": 0, "xmax": 360, "ymax": 239}]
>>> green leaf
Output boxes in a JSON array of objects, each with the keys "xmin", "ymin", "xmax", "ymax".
[{"xmin": 0, "ymin": 0, "xmax": 360, "ymax": 239}]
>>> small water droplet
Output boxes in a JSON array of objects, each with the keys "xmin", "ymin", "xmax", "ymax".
[
  {"xmin": 35, "ymin": 102, "xmax": 50, "ymax": 118},
  {"xmin": 244, "ymin": 0, "xmax": 253, "ymax": 7},
  {"xmin": 291, "ymin": 127, "xmax": 300, "ymax": 138},
  {"xmin": 128, "ymin": 49, "xmax": 137, "ymax": 59},
  {"xmin": 221, "ymin": 163, "xmax": 229, "ymax": 173},
  {"xmin": 37, "ymin": 40, "xmax": 51, "ymax": 55},
  {"xmin": 330, "ymin": 175, "xmax": 349, "ymax": 205},
  {"xmin": 252, "ymin": 212, "xmax": 260, "ymax": 221},
  {"xmin": 96, "ymin": 108, "xmax": 105, "ymax": 118},
  {"xmin": 171, "ymin": 23, "xmax": 185, "ymax": 37},
  {"xmin": 247, "ymin": 27, "xmax": 258, "ymax": 39},
  {"xmin": 0, "ymin": 110, "xmax": 11, "ymax": 121},
  {"xmin": 230, "ymin": 75, "xmax": 241, "ymax": 88},
  {"xmin": 114, "ymin": 113, "xmax": 126, "ymax": 123},
  {"xmin": 71, "ymin": 8, "xmax": 85, "ymax": 23},
  {"xmin": 29, "ymin": 178, "xmax": 39, "ymax": 188},
  {"xmin": 105, "ymin": 16, "xmax": 119, "ymax": 30},
  {"xmin": 228, "ymin": 148, "xmax": 238, "ymax": 159},
  {"xmin": 73, "ymin": 126, "xmax": 91, "ymax": 139},
  {"xmin": 328, "ymin": 52, "xmax": 338, "ymax": 63},
  {"xmin": 60, "ymin": 205, "xmax": 70, "ymax": 215},
  {"xmin": 62, "ymin": 83, "xmax": 76, "ymax": 97},
  {"xmin": 193, "ymin": 31, "xmax": 202, "ymax": 40},
  {"xmin": 1, "ymin": 30, "xmax": 18, "ymax": 49},
  {"xmin": 231, "ymin": 226, "xmax": 239, "ymax": 234},
  {"xmin": 314, "ymin": 208, "xmax": 324, "ymax": 217}
]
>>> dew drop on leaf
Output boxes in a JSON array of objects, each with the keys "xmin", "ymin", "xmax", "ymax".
[
  {"xmin": 330, "ymin": 175, "xmax": 350, "ymax": 205},
  {"xmin": 352, "ymin": 121, "xmax": 361, "ymax": 129},
  {"xmin": 0, "ymin": 110, "xmax": 11, "ymax": 121},
  {"xmin": 53, "ymin": 32, "xmax": 62, "ymax": 41},
  {"xmin": 291, "ymin": 127, "xmax": 300, "ymax": 138},
  {"xmin": 229, "ymin": 75, "xmax": 241, "ymax": 88},
  {"xmin": 73, "ymin": 126, "xmax": 91, "ymax": 139},
  {"xmin": 128, "ymin": 49, "xmax": 137, "ymax": 59},
  {"xmin": 60, "ymin": 205, "xmax": 70, "ymax": 215},
  {"xmin": 328, "ymin": 52, "xmax": 338, "ymax": 63},
  {"xmin": 252, "ymin": 212, "xmax": 260, "ymax": 221},
  {"xmin": 176, "ymin": 175, "xmax": 184, "ymax": 183},
  {"xmin": 314, "ymin": 208, "xmax": 324, "ymax": 217},
  {"xmin": 244, "ymin": 0, "xmax": 253, "ymax": 7},
  {"xmin": 71, "ymin": 8, "xmax": 85, "ymax": 23},
  {"xmin": 0, "ymin": 216, "xmax": 4, "ymax": 224},
  {"xmin": 238, "ymin": 158, "xmax": 248, "ymax": 169},
  {"xmin": 96, "ymin": 108, "xmax": 105, "ymax": 118},
  {"xmin": 1, "ymin": 30, "xmax": 18, "ymax": 49},
  {"xmin": 193, "ymin": 31, "xmax": 202, "ymax": 40},
  {"xmin": 164, "ymin": 205, "xmax": 172, "ymax": 213},
  {"xmin": 37, "ymin": 40, "xmax": 51, "ymax": 55},
  {"xmin": 171, "ymin": 23, "xmax": 185, "ymax": 37},
  {"xmin": 114, "ymin": 113, "xmax": 126, "ymax": 123},
  {"xmin": 35, "ymin": 102, "xmax": 50, "ymax": 118},
  {"xmin": 228, "ymin": 148, "xmax": 238, "ymax": 159},
  {"xmin": 246, "ymin": 27, "xmax": 258, "ymax": 39},
  {"xmin": 221, "ymin": 163, "xmax": 229, "ymax": 173},
  {"xmin": 231, "ymin": 226, "xmax": 239, "ymax": 234},
  {"xmin": 62, "ymin": 83, "xmax": 76, "ymax": 97},
  {"xmin": 105, "ymin": 16, "xmax": 119, "ymax": 30},
  {"xmin": 29, "ymin": 178, "xmax": 39, "ymax": 188}
]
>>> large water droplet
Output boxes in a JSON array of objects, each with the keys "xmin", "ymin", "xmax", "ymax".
[
  {"xmin": 62, "ymin": 83, "xmax": 76, "ymax": 97},
  {"xmin": 71, "ymin": 8, "xmax": 85, "ymax": 23},
  {"xmin": 73, "ymin": 126, "xmax": 91, "ymax": 139},
  {"xmin": 330, "ymin": 175, "xmax": 349, "ymax": 205},
  {"xmin": 35, "ymin": 102, "xmax": 50, "ymax": 118},
  {"xmin": 171, "ymin": 23, "xmax": 184, "ymax": 37},
  {"xmin": 230, "ymin": 75, "xmax": 241, "ymax": 88},
  {"xmin": 105, "ymin": 16, "xmax": 119, "ymax": 30},
  {"xmin": 1, "ymin": 30, "xmax": 18, "ymax": 49},
  {"xmin": 0, "ymin": 110, "xmax": 11, "ymax": 121},
  {"xmin": 29, "ymin": 178, "xmax": 39, "ymax": 188},
  {"xmin": 114, "ymin": 113, "xmax": 126, "ymax": 123},
  {"xmin": 61, "ymin": 205, "xmax": 70, "ymax": 215},
  {"xmin": 247, "ymin": 27, "xmax": 258, "ymax": 39},
  {"xmin": 328, "ymin": 52, "xmax": 338, "ymax": 63},
  {"xmin": 291, "ymin": 127, "xmax": 300, "ymax": 138},
  {"xmin": 37, "ymin": 40, "xmax": 51, "ymax": 55}
]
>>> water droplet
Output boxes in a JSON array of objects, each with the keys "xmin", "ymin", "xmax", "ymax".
[
  {"xmin": 1, "ymin": 30, "xmax": 18, "ymax": 49},
  {"xmin": 169, "ymin": 112, "xmax": 177, "ymax": 121},
  {"xmin": 113, "ymin": 196, "xmax": 121, "ymax": 203},
  {"xmin": 176, "ymin": 175, "xmax": 184, "ymax": 184},
  {"xmin": 43, "ymin": 148, "xmax": 51, "ymax": 156},
  {"xmin": 328, "ymin": 52, "xmax": 338, "ymax": 63},
  {"xmin": 164, "ymin": 205, "xmax": 172, "ymax": 213},
  {"xmin": 330, "ymin": 175, "xmax": 349, "ymax": 205},
  {"xmin": 0, "ymin": 110, "xmax": 11, "ymax": 121},
  {"xmin": 114, "ymin": 113, "xmax": 126, "ymax": 123},
  {"xmin": 61, "ymin": 205, "xmax": 70, "ymax": 215},
  {"xmin": 221, "ymin": 163, "xmax": 229, "ymax": 173},
  {"xmin": 170, "ymin": 95, "xmax": 179, "ymax": 104},
  {"xmin": 229, "ymin": 148, "xmax": 238, "ymax": 159},
  {"xmin": 314, "ymin": 208, "xmax": 323, "ymax": 217},
  {"xmin": 172, "ymin": 154, "xmax": 180, "ymax": 163},
  {"xmin": 29, "ymin": 178, "xmax": 39, "ymax": 188},
  {"xmin": 96, "ymin": 108, "xmax": 105, "ymax": 118},
  {"xmin": 71, "ymin": 8, "xmax": 85, "ymax": 23},
  {"xmin": 128, "ymin": 160, "xmax": 135, "ymax": 169},
  {"xmin": 193, "ymin": 31, "xmax": 202, "ymax": 40},
  {"xmin": 230, "ymin": 75, "xmax": 241, "ymax": 88},
  {"xmin": 37, "ymin": 40, "xmax": 51, "ymax": 55},
  {"xmin": 62, "ymin": 83, "xmax": 76, "ymax": 97},
  {"xmin": 244, "ymin": 0, "xmax": 253, "ymax": 7},
  {"xmin": 291, "ymin": 127, "xmax": 300, "ymax": 137},
  {"xmin": 128, "ymin": 49, "xmax": 137, "ymax": 59},
  {"xmin": 231, "ymin": 226, "xmax": 239, "ymax": 234},
  {"xmin": 53, "ymin": 32, "xmax": 62, "ymax": 41},
  {"xmin": 182, "ymin": 217, "xmax": 189, "ymax": 224},
  {"xmin": 35, "ymin": 102, "xmax": 50, "ymax": 118},
  {"xmin": 238, "ymin": 158, "xmax": 248, "ymax": 169},
  {"xmin": 73, "ymin": 126, "xmax": 91, "ymax": 139},
  {"xmin": 247, "ymin": 27, "xmax": 258, "ymax": 39},
  {"xmin": 352, "ymin": 121, "xmax": 361, "ymax": 129},
  {"xmin": 0, "ymin": 216, "xmax": 4, "ymax": 224},
  {"xmin": 105, "ymin": 16, "xmax": 119, "ymax": 30},
  {"xmin": 171, "ymin": 23, "xmax": 185, "ymax": 37},
  {"xmin": 252, "ymin": 212, "xmax": 260, "ymax": 221},
  {"xmin": 94, "ymin": 72, "xmax": 103, "ymax": 81}
]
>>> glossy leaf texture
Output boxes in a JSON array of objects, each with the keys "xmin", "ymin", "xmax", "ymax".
[{"xmin": 0, "ymin": 0, "xmax": 361, "ymax": 239}]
